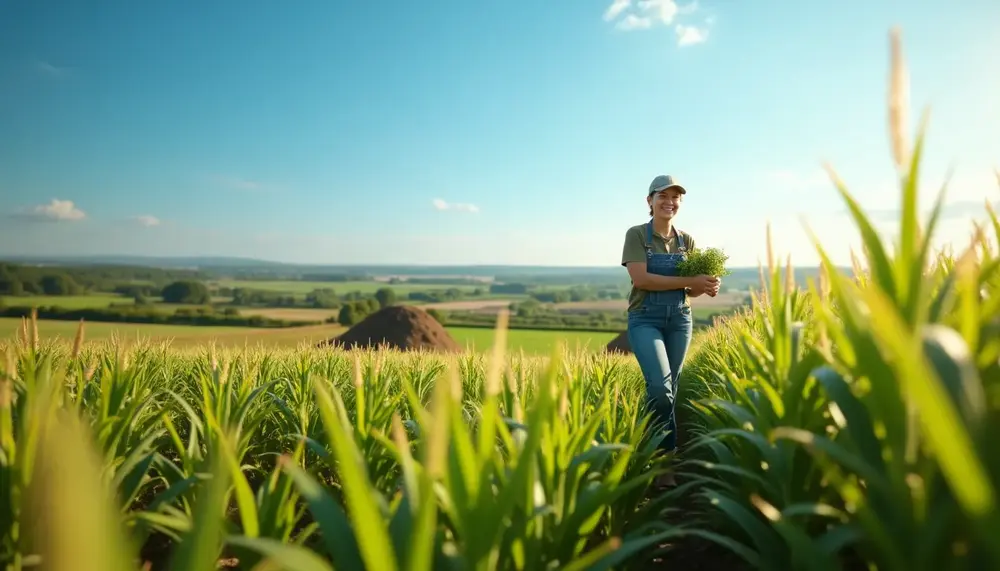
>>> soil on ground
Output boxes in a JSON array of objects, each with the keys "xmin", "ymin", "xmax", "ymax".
[
  {"xmin": 319, "ymin": 305, "xmax": 462, "ymax": 352},
  {"xmin": 605, "ymin": 331, "xmax": 632, "ymax": 354}
]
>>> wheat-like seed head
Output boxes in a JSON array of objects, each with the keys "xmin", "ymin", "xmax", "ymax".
[
  {"xmin": 30, "ymin": 309, "xmax": 39, "ymax": 350},
  {"xmin": 353, "ymin": 354, "xmax": 363, "ymax": 389},
  {"xmin": 756, "ymin": 258, "xmax": 770, "ymax": 307},
  {"xmin": 888, "ymin": 27, "xmax": 911, "ymax": 173},
  {"xmin": 485, "ymin": 309, "xmax": 509, "ymax": 397},
  {"xmin": 72, "ymin": 319, "xmax": 85, "ymax": 359},
  {"xmin": 785, "ymin": 254, "xmax": 795, "ymax": 294},
  {"xmin": 850, "ymin": 248, "xmax": 864, "ymax": 280}
]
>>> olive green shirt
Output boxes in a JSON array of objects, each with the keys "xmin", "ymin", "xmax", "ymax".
[{"xmin": 620, "ymin": 223, "xmax": 697, "ymax": 312}]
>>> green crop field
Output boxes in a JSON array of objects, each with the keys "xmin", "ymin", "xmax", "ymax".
[
  {"xmin": 447, "ymin": 326, "xmax": 618, "ymax": 355},
  {"xmin": 0, "ymin": 293, "xmax": 135, "ymax": 309},
  {"xmin": 2, "ymin": 38, "xmax": 999, "ymax": 571}
]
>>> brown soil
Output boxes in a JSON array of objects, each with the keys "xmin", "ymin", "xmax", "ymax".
[
  {"xmin": 605, "ymin": 331, "xmax": 632, "ymax": 354},
  {"xmin": 319, "ymin": 305, "xmax": 462, "ymax": 352}
]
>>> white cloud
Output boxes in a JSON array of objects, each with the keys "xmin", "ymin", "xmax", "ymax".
[
  {"xmin": 19, "ymin": 199, "xmax": 86, "ymax": 222},
  {"xmin": 432, "ymin": 199, "xmax": 480, "ymax": 213},
  {"xmin": 638, "ymin": 0, "xmax": 680, "ymax": 25},
  {"xmin": 604, "ymin": 0, "xmax": 688, "ymax": 30},
  {"xmin": 617, "ymin": 14, "xmax": 653, "ymax": 31},
  {"xmin": 604, "ymin": 0, "xmax": 709, "ymax": 45},
  {"xmin": 133, "ymin": 215, "xmax": 161, "ymax": 227},
  {"xmin": 603, "ymin": 0, "xmax": 631, "ymax": 21},
  {"xmin": 676, "ymin": 24, "xmax": 708, "ymax": 46}
]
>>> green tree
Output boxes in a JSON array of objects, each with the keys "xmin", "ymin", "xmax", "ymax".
[
  {"xmin": 338, "ymin": 303, "xmax": 358, "ymax": 326},
  {"xmin": 40, "ymin": 274, "xmax": 79, "ymax": 295},
  {"xmin": 374, "ymin": 287, "xmax": 396, "ymax": 309},
  {"xmin": 426, "ymin": 308, "xmax": 448, "ymax": 324},
  {"xmin": 161, "ymin": 280, "xmax": 211, "ymax": 304},
  {"xmin": 0, "ymin": 266, "xmax": 23, "ymax": 296}
]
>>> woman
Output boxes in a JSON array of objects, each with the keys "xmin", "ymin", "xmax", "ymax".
[{"xmin": 620, "ymin": 174, "xmax": 720, "ymax": 487}]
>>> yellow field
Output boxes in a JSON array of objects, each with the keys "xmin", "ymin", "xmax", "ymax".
[
  {"xmin": 236, "ymin": 307, "xmax": 341, "ymax": 322},
  {"xmin": 0, "ymin": 318, "xmax": 347, "ymax": 349}
]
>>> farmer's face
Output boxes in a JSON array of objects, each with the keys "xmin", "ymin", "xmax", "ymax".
[{"xmin": 648, "ymin": 188, "xmax": 683, "ymax": 220}]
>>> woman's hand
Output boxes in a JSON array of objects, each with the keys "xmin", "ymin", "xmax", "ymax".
[
  {"xmin": 707, "ymin": 278, "xmax": 721, "ymax": 297},
  {"xmin": 687, "ymin": 275, "xmax": 719, "ymax": 296}
]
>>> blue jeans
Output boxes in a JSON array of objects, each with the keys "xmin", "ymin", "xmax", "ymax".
[{"xmin": 627, "ymin": 302, "xmax": 694, "ymax": 453}]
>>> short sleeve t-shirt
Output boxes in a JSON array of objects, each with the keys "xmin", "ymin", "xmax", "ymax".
[{"xmin": 620, "ymin": 223, "xmax": 696, "ymax": 312}]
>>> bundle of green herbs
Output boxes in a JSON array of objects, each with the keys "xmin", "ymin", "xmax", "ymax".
[{"xmin": 677, "ymin": 247, "xmax": 732, "ymax": 277}]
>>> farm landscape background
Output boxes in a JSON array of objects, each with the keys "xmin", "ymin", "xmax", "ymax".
[
  {"xmin": 0, "ymin": 257, "xmax": 765, "ymax": 354},
  {"xmin": 3, "ymin": 14, "xmax": 1000, "ymax": 571}
]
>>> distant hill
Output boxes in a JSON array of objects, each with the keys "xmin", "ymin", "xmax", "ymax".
[
  {"xmin": 0, "ymin": 254, "xmax": 850, "ymax": 289},
  {"xmin": 0, "ymin": 254, "xmax": 290, "ymax": 270}
]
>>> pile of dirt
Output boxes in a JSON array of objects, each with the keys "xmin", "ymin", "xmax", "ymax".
[
  {"xmin": 605, "ymin": 331, "xmax": 632, "ymax": 354},
  {"xmin": 320, "ymin": 305, "xmax": 462, "ymax": 353}
]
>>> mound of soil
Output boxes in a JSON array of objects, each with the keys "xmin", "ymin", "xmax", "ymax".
[
  {"xmin": 605, "ymin": 331, "xmax": 632, "ymax": 354},
  {"xmin": 321, "ymin": 305, "xmax": 462, "ymax": 353}
]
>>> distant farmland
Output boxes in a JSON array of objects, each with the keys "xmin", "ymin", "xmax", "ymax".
[
  {"xmin": 211, "ymin": 279, "xmax": 488, "ymax": 296},
  {"xmin": 553, "ymin": 291, "xmax": 748, "ymax": 312},
  {"xmin": 0, "ymin": 317, "xmax": 616, "ymax": 355},
  {"xmin": 419, "ymin": 291, "xmax": 748, "ymax": 314}
]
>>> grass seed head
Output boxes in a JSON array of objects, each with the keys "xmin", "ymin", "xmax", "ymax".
[
  {"xmin": 71, "ymin": 319, "xmax": 85, "ymax": 359},
  {"xmin": 888, "ymin": 27, "xmax": 911, "ymax": 173}
]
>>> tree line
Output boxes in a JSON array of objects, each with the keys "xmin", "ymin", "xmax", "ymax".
[
  {"xmin": 0, "ymin": 303, "xmax": 314, "ymax": 328},
  {"xmin": 0, "ymin": 263, "xmax": 208, "ymax": 296}
]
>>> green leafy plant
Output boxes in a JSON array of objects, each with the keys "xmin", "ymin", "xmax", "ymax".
[
  {"xmin": 678, "ymin": 247, "xmax": 733, "ymax": 278},
  {"xmin": 678, "ymin": 27, "xmax": 1000, "ymax": 571}
]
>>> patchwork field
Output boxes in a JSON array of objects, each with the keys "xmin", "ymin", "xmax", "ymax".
[
  {"xmin": 420, "ymin": 291, "xmax": 747, "ymax": 314},
  {"xmin": 211, "ymin": 279, "xmax": 488, "ymax": 296},
  {"xmin": 234, "ymin": 307, "xmax": 341, "ymax": 322},
  {"xmin": 415, "ymin": 299, "xmax": 515, "ymax": 312}
]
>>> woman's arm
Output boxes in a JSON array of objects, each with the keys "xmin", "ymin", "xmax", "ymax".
[{"xmin": 625, "ymin": 262, "xmax": 693, "ymax": 291}]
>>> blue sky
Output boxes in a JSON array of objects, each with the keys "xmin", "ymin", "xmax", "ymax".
[{"xmin": 1, "ymin": 0, "xmax": 997, "ymax": 267}]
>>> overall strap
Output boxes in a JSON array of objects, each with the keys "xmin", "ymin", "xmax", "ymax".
[
  {"xmin": 676, "ymin": 229, "xmax": 686, "ymax": 250},
  {"xmin": 646, "ymin": 219, "xmax": 679, "ymax": 252}
]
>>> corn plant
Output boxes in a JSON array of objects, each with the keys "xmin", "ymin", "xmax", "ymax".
[
  {"xmin": 1, "ymin": 308, "xmax": 698, "ymax": 571},
  {"xmin": 682, "ymin": 28, "xmax": 1000, "ymax": 571}
]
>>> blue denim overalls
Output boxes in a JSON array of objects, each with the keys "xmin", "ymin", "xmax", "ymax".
[{"xmin": 626, "ymin": 220, "xmax": 694, "ymax": 454}]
